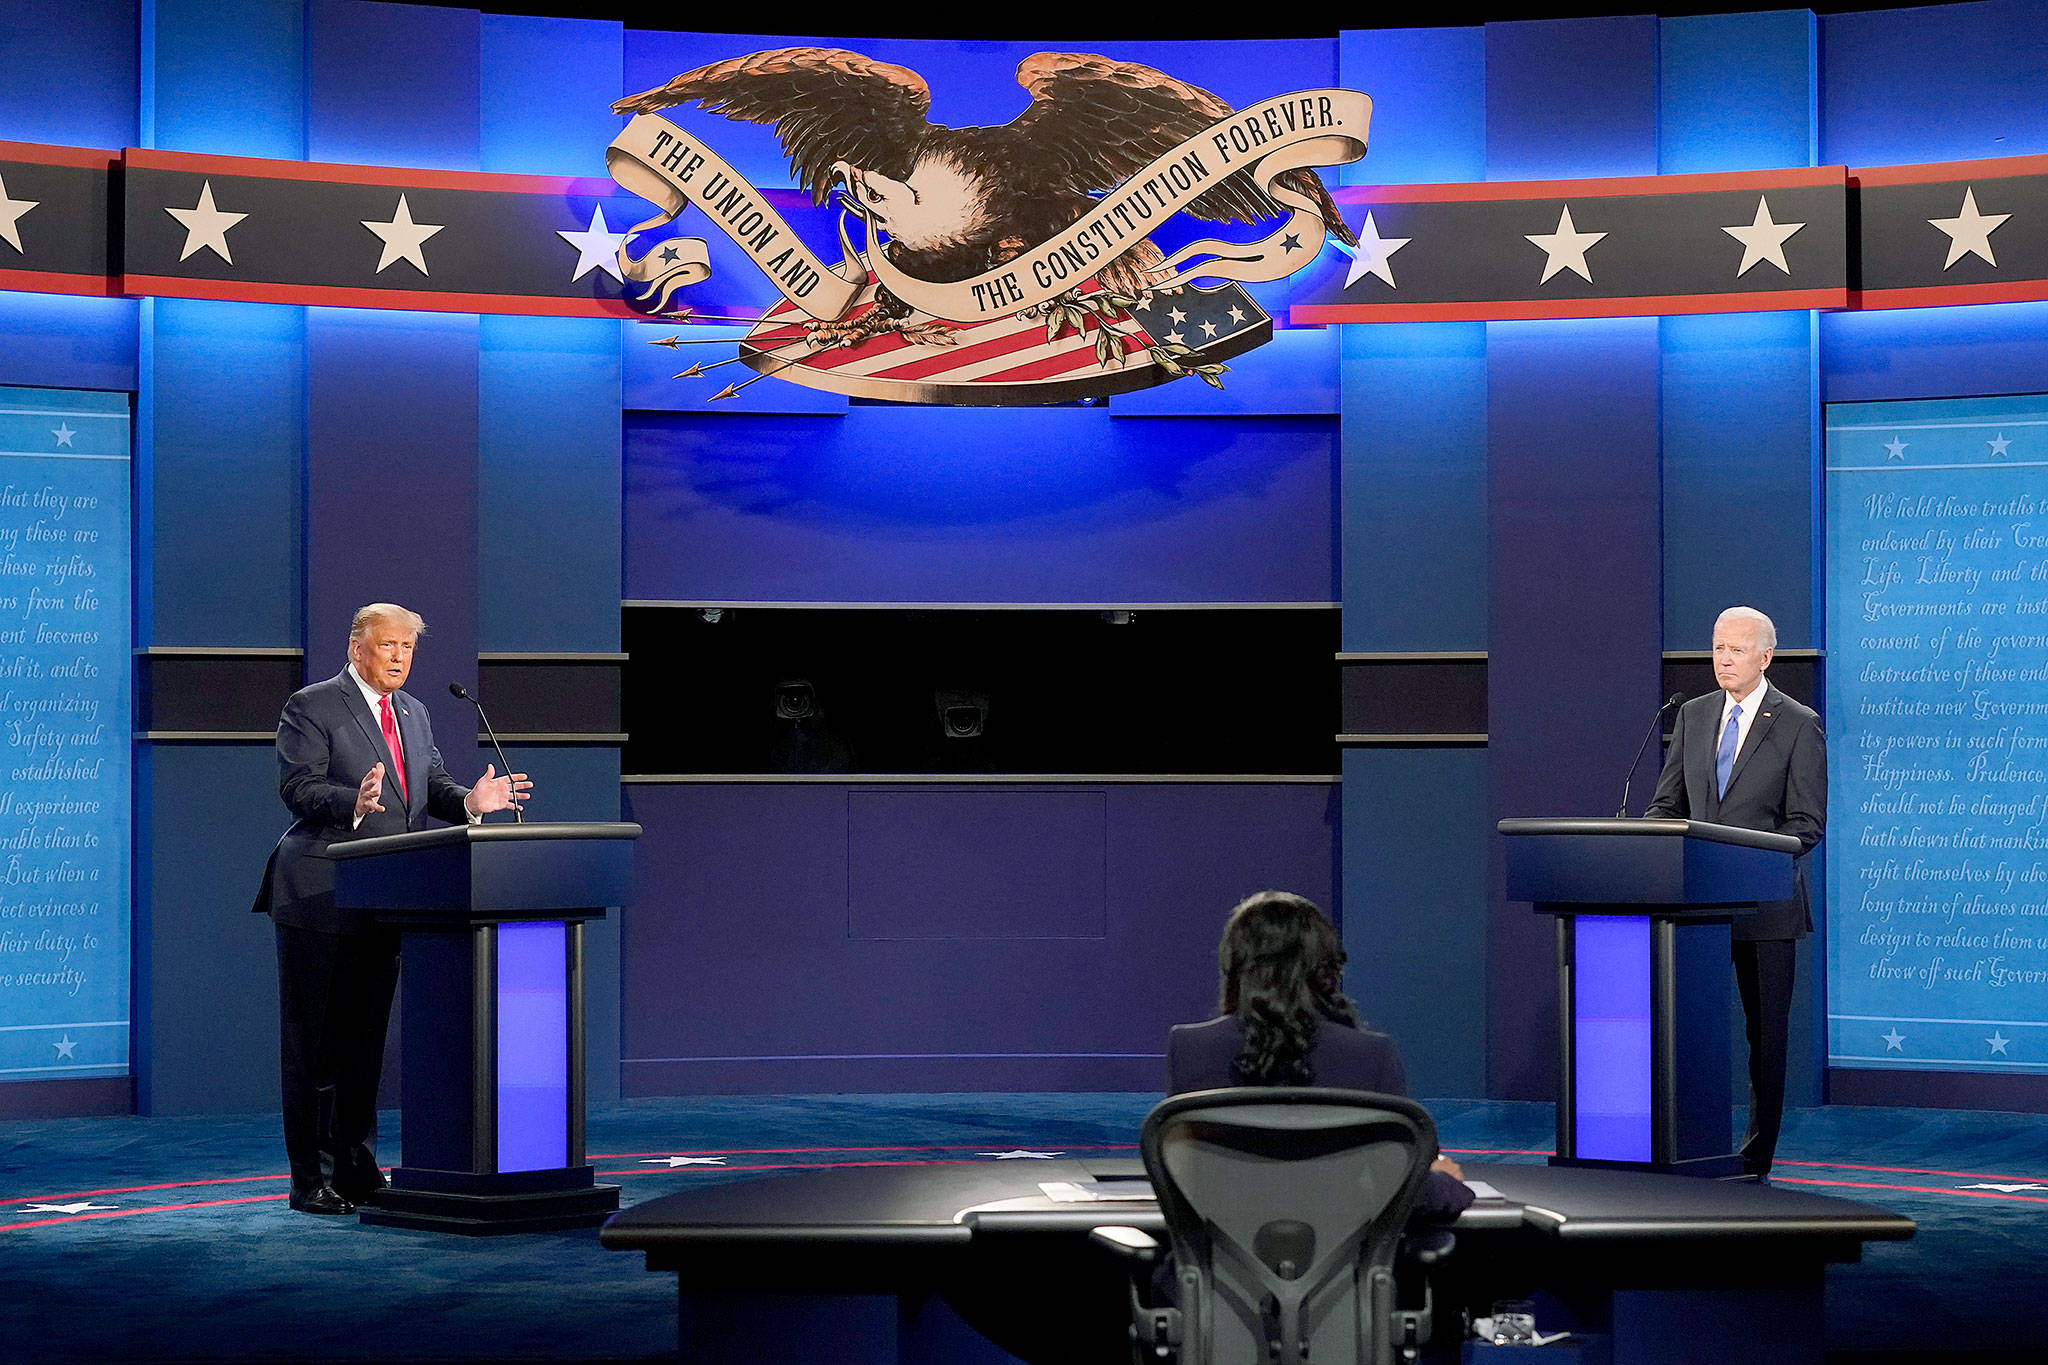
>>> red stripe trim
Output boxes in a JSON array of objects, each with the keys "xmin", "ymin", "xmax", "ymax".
[
  {"xmin": 0, "ymin": 140, "xmax": 116, "ymax": 169},
  {"xmin": 123, "ymin": 146, "xmax": 617, "ymax": 198},
  {"xmin": 120, "ymin": 273, "xmax": 641, "ymax": 317},
  {"xmin": 1332, "ymin": 164, "xmax": 1844, "ymax": 206},
  {"xmin": 1853, "ymin": 154, "xmax": 2048, "ymax": 187},
  {"xmin": 592, "ymin": 1143, "xmax": 1134, "ymax": 1158},
  {"xmin": 0, "ymin": 267, "xmax": 118, "ymax": 298},
  {"xmin": 1290, "ymin": 286, "xmax": 1849, "ymax": 324},
  {"xmin": 1851, "ymin": 280, "xmax": 2048, "ymax": 310}
]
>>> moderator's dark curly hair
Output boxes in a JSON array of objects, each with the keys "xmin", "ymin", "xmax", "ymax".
[{"xmin": 1218, "ymin": 890, "xmax": 1361, "ymax": 1086}]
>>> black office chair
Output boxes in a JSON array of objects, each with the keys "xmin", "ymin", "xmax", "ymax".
[{"xmin": 1093, "ymin": 1088, "xmax": 1452, "ymax": 1365}]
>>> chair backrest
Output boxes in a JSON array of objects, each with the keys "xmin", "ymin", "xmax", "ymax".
[{"xmin": 1141, "ymin": 1088, "xmax": 1435, "ymax": 1365}]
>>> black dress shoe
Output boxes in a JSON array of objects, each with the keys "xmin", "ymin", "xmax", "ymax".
[
  {"xmin": 337, "ymin": 1171, "xmax": 388, "ymax": 1207},
  {"xmin": 288, "ymin": 1185, "xmax": 356, "ymax": 1216}
]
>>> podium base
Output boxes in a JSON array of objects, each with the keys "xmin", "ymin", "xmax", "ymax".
[
  {"xmin": 1548, "ymin": 1153, "xmax": 1745, "ymax": 1179},
  {"xmin": 360, "ymin": 1179, "xmax": 621, "ymax": 1235}
]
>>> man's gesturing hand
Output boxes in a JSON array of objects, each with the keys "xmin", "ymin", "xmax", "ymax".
[
  {"xmin": 355, "ymin": 762, "xmax": 386, "ymax": 820},
  {"xmin": 463, "ymin": 763, "xmax": 531, "ymax": 817}
]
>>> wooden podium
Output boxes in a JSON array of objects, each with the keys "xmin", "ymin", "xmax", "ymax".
[
  {"xmin": 1498, "ymin": 817, "xmax": 1798, "ymax": 1177},
  {"xmin": 328, "ymin": 821, "xmax": 639, "ymax": 1233}
]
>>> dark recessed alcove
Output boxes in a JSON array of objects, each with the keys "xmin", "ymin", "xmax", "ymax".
[{"xmin": 622, "ymin": 606, "xmax": 1338, "ymax": 775}]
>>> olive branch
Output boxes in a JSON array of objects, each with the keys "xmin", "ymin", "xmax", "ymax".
[{"xmin": 1035, "ymin": 289, "xmax": 1229, "ymax": 390}]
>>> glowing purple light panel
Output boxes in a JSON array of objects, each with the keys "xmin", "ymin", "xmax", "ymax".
[
  {"xmin": 496, "ymin": 921, "xmax": 568, "ymax": 1173},
  {"xmin": 1573, "ymin": 915, "xmax": 1652, "ymax": 1162}
]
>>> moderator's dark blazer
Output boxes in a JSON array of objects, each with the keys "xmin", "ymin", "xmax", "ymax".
[
  {"xmin": 1643, "ymin": 682, "xmax": 1826, "ymax": 941},
  {"xmin": 252, "ymin": 669, "xmax": 471, "ymax": 934},
  {"xmin": 1167, "ymin": 1015, "xmax": 1474, "ymax": 1222}
]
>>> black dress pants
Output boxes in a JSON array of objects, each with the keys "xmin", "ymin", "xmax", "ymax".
[
  {"xmin": 276, "ymin": 921, "xmax": 400, "ymax": 1191},
  {"xmin": 1732, "ymin": 937, "xmax": 1796, "ymax": 1175}
]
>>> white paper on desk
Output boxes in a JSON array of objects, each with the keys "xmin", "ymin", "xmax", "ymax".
[
  {"xmin": 1463, "ymin": 1181, "xmax": 1506, "ymax": 1200},
  {"xmin": 1039, "ymin": 1180, "xmax": 1157, "ymax": 1203}
]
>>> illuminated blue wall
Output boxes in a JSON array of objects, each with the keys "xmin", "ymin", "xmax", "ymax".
[{"xmin": 3, "ymin": 1, "xmax": 2048, "ymax": 1115}]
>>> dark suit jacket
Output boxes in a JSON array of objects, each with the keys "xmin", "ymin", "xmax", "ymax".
[
  {"xmin": 1167, "ymin": 1015, "xmax": 1474, "ymax": 1221},
  {"xmin": 252, "ymin": 669, "xmax": 471, "ymax": 934},
  {"xmin": 1643, "ymin": 682, "xmax": 1826, "ymax": 941}
]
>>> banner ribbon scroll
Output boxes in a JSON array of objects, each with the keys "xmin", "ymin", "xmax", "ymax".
[{"xmin": 606, "ymin": 88, "xmax": 1371, "ymax": 324}]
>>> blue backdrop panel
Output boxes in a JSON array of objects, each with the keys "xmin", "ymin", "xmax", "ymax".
[
  {"xmin": 1112, "ymin": 327, "xmax": 1338, "ymax": 417},
  {"xmin": 1341, "ymin": 747, "xmax": 1487, "ymax": 1098},
  {"xmin": 135, "ymin": 745, "xmax": 281, "ymax": 1115},
  {"xmin": 1820, "ymin": 0, "xmax": 2048, "ymax": 168},
  {"xmin": 479, "ymin": 12, "xmax": 623, "ymax": 177},
  {"xmin": 144, "ymin": 0, "xmax": 305, "ymax": 157},
  {"xmin": 142, "ymin": 298, "xmax": 303, "ymax": 647},
  {"xmin": 1822, "ymin": 303, "xmax": 2048, "ymax": 408},
  {"xmin": 1661, "ymin": 311, "xmax": 1819, "ymax": 649},
  {"xmin": 624, "ymin": 409, "xmax": 1336, "ymax": 604},
  {"xmin": 619, "ymin": 781, "xmax": 1334, "ymax": 1094},
  {"xmin": 0, "ymin": 386, "xmax": 131, "ymax": 1086},
  {"xmin": 1337, "ymin": 26, "xmax": 1484, "ymax": 186},
  {"xmin": 303, "ymin": 307, "xmax": 478, "ymax": 759},
  {"xmin": 1483, "ymin": 16, "xmax": 1658, "ymax": 182},
  {"xmin": 621, "ymin": 323, "xmax": 847, "ymax": 415},
  {"xmin": 478, "ymin": 315, "xmax": 621, "ymax": 653},
  {"xmin": 0, "ymin": 0, "xmax": 138, "ymax": 147},
  {"xmin": 1339, "ymin": 320, "xmax": 1486, "ymax": 652},
  {"xmin": 1825, "ymin": 392, "xmax": 2048, "ymax": 1074},
  {"xmin": 1657, "ymin": 10, "xmax": 1815, "ymax": 175},
  {"xmin": 306, "ymin": 0, "xmax": 479, "ymax": 170},
  {"xmin": 1485, "ymin": 318, "xmax": 1664, "ymax": 1100},
  {"xmin": 0, "ymin": 295, "xmax": 139, "ymax": 397}
]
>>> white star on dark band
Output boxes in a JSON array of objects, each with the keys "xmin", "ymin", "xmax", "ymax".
[
  {"xmin": 1928, "ymin": 187, "xmax": 2010, "ymax": 269},
  {"xmin": 362, "ymin": 194, "xmax": 445, "ymax": 276},
  {"xmin": 1525, "ymin": 205, "xmax": 1606, "ymax": 285},
  {"xmin": 1343, "ymin": 211, "xmax": 1412, "ymax": 289},
  {"xmin": 165, "ymin": 180, "xmax": 247, "ymax": 264},
  {"xmin": 1722, "ymin": 195, "xmax": 1805, "ymax": 277},
  {"xmin": 0, "ymin": 172, "xmax": 39, "ymax": 254}
]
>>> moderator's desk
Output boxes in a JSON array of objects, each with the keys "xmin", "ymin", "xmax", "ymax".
[{"xmin": 602, "ymin": 1160, "xmax": 1913, "ymax": 1365}]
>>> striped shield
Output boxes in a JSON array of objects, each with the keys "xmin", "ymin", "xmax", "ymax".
[{"xmin": 735, "ymin": 268, "xmax": 1272, "ymax": 406}]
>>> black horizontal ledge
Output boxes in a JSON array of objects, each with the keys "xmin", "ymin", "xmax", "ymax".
[
  {"xmin": 620, "ymin": 773, "xmax": 1340, "ymax": 785},
  {"xmin": 1337, "ymin": 733, "xmax": 1488, "ymax": 747}
]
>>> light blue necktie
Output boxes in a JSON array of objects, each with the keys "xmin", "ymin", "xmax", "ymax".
[{"xmin": 1716, "ymin": 703, "xmax": 1742, "ymax": 798}]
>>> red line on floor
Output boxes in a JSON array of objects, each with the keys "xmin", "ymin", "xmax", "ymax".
[
  {"xmin": 1775, "ymin": 1176, "xmax": 2048, "ymax": 1204},
  {"xmin": 1778, "ymin": 1158, "xmax": 2048, "ymax": 1184},
  {"xmin": 596, "ymin": 1158, "xmax": 997, "ymax": 1178},
  {"xmin": 0, "ymin": 1194, "xmax": 286, "ymax": 1232},
  {"xmin": 1, "ymin": 1173, "xmax": 293, "ymax": 1204},
  {"xmin": 592, "ymin": 1143, "xmax": 1135, "ymax": 1158}
]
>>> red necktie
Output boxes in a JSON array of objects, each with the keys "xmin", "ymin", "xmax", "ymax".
[{"xmin": 379, "ymin": 694, "xmax": 409, "ymax": 804}]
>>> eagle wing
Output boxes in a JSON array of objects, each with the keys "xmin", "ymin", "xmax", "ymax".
[
  {"xmin": 612, "ymin": 48, "xmax": 933, "ymax": 206},
  {"xmin": 1010, "ymin": 52, "xmax": 1357, "ymax": 246}
]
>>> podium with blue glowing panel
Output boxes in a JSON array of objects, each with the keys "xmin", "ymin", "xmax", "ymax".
[
  {"xmin": 328, "ymin": 822, "xmax": 640, "ymax": 1233},
  {"xmin": 1499, "ymin": 817, "xmax": 1799, "ymax": 1177}
]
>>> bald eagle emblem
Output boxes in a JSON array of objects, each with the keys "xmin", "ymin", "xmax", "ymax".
[{"xmin": 607, "ymin": 50, "xmax": 1370, "ymax": 406}]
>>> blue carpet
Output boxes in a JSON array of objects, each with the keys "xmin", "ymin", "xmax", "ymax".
[{"xmin": 0, "ymin": 1095, "xmax": 2041, "ymax": 1361}]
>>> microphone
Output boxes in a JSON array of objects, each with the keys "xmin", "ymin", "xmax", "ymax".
[
  {"xmin": 1616, "ymin": 692, "xmax": 1687, "ymax": 818},
  {"xmin": 449, "ymin": 682, "xmax": 523, "ymax": 823}
]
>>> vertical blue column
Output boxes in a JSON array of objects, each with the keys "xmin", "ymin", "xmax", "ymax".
[
  {"xmin": 1484, "ymin": 17, "xmax": 1663, "ymax": 1101},
  {"xmin": 1335, "ymin": 27, "xmax": 1489, "ymax": 1096},
  {"xmin": 133, "ymin": 0, "xmax": 306, "ymax": 1116},
  {"xmin": 479, "ymin": 13, "xmax": 626, "ymax": 1102},
  {"xmin": 1658, "ymin": 10, "xmax": 1825, "ymax": 1112}
]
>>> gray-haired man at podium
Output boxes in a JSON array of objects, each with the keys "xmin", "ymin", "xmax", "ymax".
[
  {"xmin": 1644, "ymin": 605, "xmax": 1826, "ymax": 1179},
  {"xmin": 252, "ymin": 603, "xmax": 530, "ymax": 1215}
]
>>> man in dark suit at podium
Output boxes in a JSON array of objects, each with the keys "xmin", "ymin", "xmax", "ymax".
[
  {"xmin": 1645, "ymin": 606, "xmax": 1825, "ymax": 1179},
  {"xmin": 253, "ymin": 603, "xmax": 529, "ymax": 1215}
]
